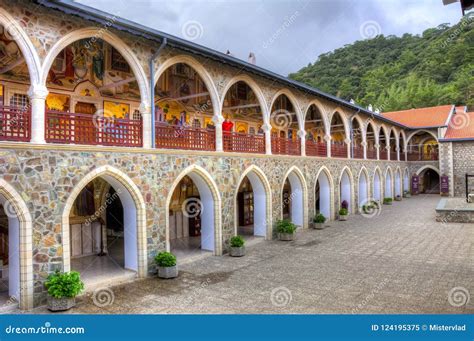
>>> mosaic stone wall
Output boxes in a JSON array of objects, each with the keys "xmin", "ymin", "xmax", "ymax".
[{"xmin": 452, "ymin": 142, "xmax": 474, "ymax": 197}]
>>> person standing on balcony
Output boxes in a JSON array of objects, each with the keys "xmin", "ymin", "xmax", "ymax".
[{"xmin": 222, "ymin": 116, "xmax": 234, "ymax": 151}]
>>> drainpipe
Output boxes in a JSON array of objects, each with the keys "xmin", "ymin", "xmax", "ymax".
[{"xmin": 149, "ymin": 37, "xmax": 167, "ymax": 149}]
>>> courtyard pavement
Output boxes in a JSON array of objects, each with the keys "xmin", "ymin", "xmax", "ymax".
[{"xmin": 39, "ymin": 195, "xmax": 474, "ymax": 314}]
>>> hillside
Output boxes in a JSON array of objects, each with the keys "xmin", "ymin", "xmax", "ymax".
[{"xmin": 288, "ymin": 17, "xmax": 474, "ymax": 111}]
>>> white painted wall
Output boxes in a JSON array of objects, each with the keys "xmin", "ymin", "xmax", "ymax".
[
  {"xmin": 385, "ymin": 172, "xmax": 393, "ymax": 198},
  {"xmin": 374, "ymin": 172, "xmax": 381, "ymax": 201},
  {"xmin": 404, "ymin": 170, "xmax": 409, "ymax": 191},
  {"xmin": 358, "ymin": 172, "xmax": 368, "ymax": 208},
  {"xmin": 340, "ymin": 171, "xmax": 351, "ymax": 213},
  {"xmin": 188, "ymin": 173, "xmax": 215, "ymax": 252},
  {"xmin": 247, "ymin": 172, "xmax": 266, "ymax": 237},
  {"xmin": 395, "ymin": 172, "xmax": 401, "ymax": 196},
  {"xmin": 288, "ymin": 173, "xmax": 304, "ymax": 227},
  {"xmin": 317, "ymin": 172, "xmax": 331, "ymax": 220}
]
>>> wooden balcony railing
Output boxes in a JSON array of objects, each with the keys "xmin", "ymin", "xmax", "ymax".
[
  {"xmin": 0, "ymin": 105, "xmax": 31, "ymax": 142},
  {"xmin": 390, "ymin": 151, "xmax": 398, "ymax": 161},
  {"xmin": 352, "ymin": 146, "xmax": 364, "ymax": 159},
  {"xmin": 367, "ymin": 148, "xmax": 377, "ymax": 160},
  {"xmin": 45, "ymin": 110, "xmax": 143, "ymax": 147},
  {"xmin": 407, "ymin": 151, "xmax": 439, "ymax": 161},
  {"xmin": 330, "ymin": 142, "xmax": 347, "ymax": 158},
  {"xmin": 306, "ymin": 140, "xmax": 327, "ymax": 157},
  {"xmin": 223, "ymin": 131, "xmax": 265, "ymax": 154},
  {"xmin": 271, "ymin": 136, "xmax": 300, "ymax": 156},
  {"xmin": 380, "ymin": 149, "xmax": 388, "ymax": 160},
  {"xmin": 155, "ymin": 123, "xmax": 215, "ymax": 151}
]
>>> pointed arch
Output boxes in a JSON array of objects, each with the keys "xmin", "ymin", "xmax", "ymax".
[
  {"xmin": 0, "ymin": 8, "xmax": 41, "ymax": 85},
  {"xmin": 154, "ymin": 54, "xmax": 220, "ymax": 116},
  {"xmin": 358, "ymin": 167, "xmax": 370, "ymax": 210},
  {"xmin": 233, "ymin": 165, "xmax": 272, "ymax": 239},
  {"xmin": 366, "ymin": 120, "xmax": 379, "ymax": 145},
  {"xmin": 415, "ymin": 165, "xmax": 441, "ymax": 176},
  {"xmin": 329, "ymin": 107, "xmax": 350, "ymax": 140},
  {"xmin": 165, "ymin": 164, "xmax": 222, "ymax": 255},
  {"xmin": 41, "ymin": 27, "xmax": 150, "ymax": 104},
  {"xmin": 221, "ymin": 74, "xmax": 268, "ymax": 123},
  {"xmin": 270, "ymin": 89, "xmax": 304, "ymax": 130},
  {"xmin": 373, "ymin": 166, "xmax": 383, "ymax": 201},
  {"xmin": 314, "ymin": 166, "xmax": 334, "ymax": 220},
  {"xmin": 280, "ymin": 166, "xmax": 308, "ymax": 228},
  {"xmin": 395, "ymin": 166, "xmax": 402, "ymax": 197},
  {"xmin": 384, "ymin": 167, "xmax": 394, "ymax": 199},
  {"xmin": 403, "ymin": 167, "xmax": 410, "ymax": 192},
  {"xmin": 339, "ymin": 166, "xmax": 355, "ymax": 213},
  {"xmin": 304, "ymin": 99, "xmax": 330, "ymax": 135},
  {"xmin": 0, "ymin": 179, "xmax": 33, "ymax": 310},
  {"xmin": 62, "ymin": 165, "xmax": 148, "ymax": 277},
  {"xmin": 406, "ymin": 129, "xmax": 438, "ymax": 144}
]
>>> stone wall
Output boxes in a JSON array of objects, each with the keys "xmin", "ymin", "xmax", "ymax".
[{"xmin": 452, "ymin": 142, "xmax": 474, "ymax": 197}]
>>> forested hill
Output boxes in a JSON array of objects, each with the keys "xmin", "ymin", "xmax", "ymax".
[{"xmin": 288, "ymin": 16, "xmax": 474, "ymax": 112}]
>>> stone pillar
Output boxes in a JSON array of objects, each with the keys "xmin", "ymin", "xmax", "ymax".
[
  {"xmin": 396, "ymin": 147, "xmax": 400, "ymax": 161},
  {"xmin": 387, "ymin": 145, "xmax": 391, "ymax": 161},
  {"xmin": 298, "ymin": 129, "xmax": 306, "ymax": 156},
  {"xmin": 345, "ymin": 138, "xmax": 351, "ymax": 159},
  {"xmin": 213, "ymin": 114, "xmax": 224, "ymax": 152},
  {"xmin": 375, "ymin": 143, "xmax": 380, "ymax": 160},
  {"xmin": 140, "ymin": 101, "xmax": 152, "ymax": 149},
  {"xmin": 28, "ymin": 84, "xmax": 48, "ymax": 144},
  {"xmin": 362, "ymin": 141, "xmax": 367, "ymax": 160},
  {"xmin": 262, "ymin": 122, "xmax": 272, "ymax": 155},
  {"xmin": 325, "ymin": 134, "xmax": 331, "ymax": 157}
]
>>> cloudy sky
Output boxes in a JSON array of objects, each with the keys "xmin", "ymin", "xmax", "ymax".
[{"xmin": 77, "ymin": 0, "xmax": 462, "ymax": 76}]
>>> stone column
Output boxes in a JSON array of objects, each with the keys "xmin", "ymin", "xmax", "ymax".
[
  {"xmin": 396, "ymin": 147, "xmax": 400, "ymax": 161},
  {"xmin": 325, "ymin": 134, "xmax": 331, "ymax": 158},
  {"xmin": 387, "ymin": 145, "xmax": 391, "ymax": 161},
  {"xmin": 298, "ymin": 129, "xmax": 306, "ymax": 156},
  {"xmin": 262, "ymin": 122, "xmax": 272, "ymax": 155},
  {"xmin": 345, "ymin": 138, "xmax": 351, "ymax": 159},
  {"xmin": 140, "ymin": 101, "xmax": 152, "ymax": 149},
  {"xmin": 375, "ymin": 143, "xmax": 380, "ymax": 160},
  {"xmin": 362, "ymin": 141, "xmax": 367, "ymax": 160},
  {"xmin": 213, "ymin": 114, "xmax": 224, "ymax": 152},
  {"xmin": 28, "ymin": 84, "xmax": 48, "ymax": 144}
]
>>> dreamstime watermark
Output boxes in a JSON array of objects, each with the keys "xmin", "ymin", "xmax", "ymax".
[
  {"xmin": 83, "ymin": 189, "xmax": 122, "ymax": 226},
  {"xmin": 440, "ymin": 13, "xmax": 474, "ymax": 49},
  {"xmin": 183, "ymin": 278, "xmax": 212, "ymax": 306},
  {"xmin": 181, "ymin": 20, "xmax": 204, "ymax": 41},
  {"xmin": 448, "ymin": 286, "xmax": 470, "ymax": 307},
  {"xmin": 448, "ymin": 111, "xmax": 471, "ymax": 130},
  {"xmin": 84, "ymin": 15, "xmax": 118, "ymax": 49},
  {"xmin": 182, "ymin": 197, "xmax": 203, "ymax": 218},
  {"xmin": 92, "ymin": 109, "xmax": 116, "ymax": 130},
  {"xmin": 360, "ymin": 198, "xmax": 382, "ymax": 219},
  {"xmin": 1, "ymin": 200, "xmax": 17, "ymax": 219},
  {"xmin": 262, "ymin": 11, "xmax": 300, "ymax": 49},
  {"xmin": 352, "ymin": 277, "xmax": 389, "ymax": 313},
  {"xmin": 92, "ymin": 287, "xmax": 115, "ymax": 308},
  {"xmin": 270, "ymin": 109, "xmax": 293, "ymax": 130},
  {"xmin": 270, "ymin": 286, "xmax": 292, "ymax": 307},
  {"xmin": 359, "ymin": 20, "xmax": 381, "ymax": 39}
]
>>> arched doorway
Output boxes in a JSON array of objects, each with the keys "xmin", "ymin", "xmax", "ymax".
[
  {"xmin": 418, "ymin": 167, "xmax": 440, "ymax": 194},
  {"xmin": 403, "ymin": 168, "xmax": 410, "ymax": 192},
  {"xmin": 340, "ymin": 168, "xmax": 352, "ymax": 213},
  {"xmin": 281, "ymin": 168, "xmax": 305, "ymax": 227},
  {"xmin": 315, "ymin": 168, "xmax": 332, "ymax": 220},
  {"xmin": 305, "ymin": 104, "xmax": 327, "ymax": 157},
  {"xmin": 358, "ymin": 169, "xmax": 369, "ymax": 210},
  {"xmin": 366, "ymin": 122, "xmax": 377, "ymax": 159},
  {"xmin": 221, "ymin": 80, "xmax": 265, "ymax": 153},
  {"xmin": 385, "ymin": 169, "xmax": 393, "ymax": 199},
  {"xmin": 373, "ymin": 168, "xmax": 382, "ymax": 201},
  {"xmin": 395, "ymin": 169, "xmax": 402, "ymax": 197},
  {"xmin": 155, "ymin": 61, "xmax": 217, "ymax": 151},
  {"xmin": 407, "ymin": 131, "xmax": 439, "ymax": 161},
  {"xmin": 330, "ymin": 112, "xmax": 347, "ymax": 158},
  {"xmin": 235, "ymin": 167, "xmax": 271, "ymax": 239},
  {"xmin": 167, "ymin": 166, "xmax": 221, "ymax": 258}
]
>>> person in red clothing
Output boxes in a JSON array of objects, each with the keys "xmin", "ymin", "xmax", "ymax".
[{"xmin": 222, "ymin": 116, "xmax": 234, "ymax": 151}]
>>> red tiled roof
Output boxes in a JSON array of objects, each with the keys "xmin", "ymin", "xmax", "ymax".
[
  {"xmin": 382, "ymin": 105, "xmax": 453, "ymax": 128},
  {"xmin": 444, "ymin": 108, "xmax": 474, "ymax": 139}
]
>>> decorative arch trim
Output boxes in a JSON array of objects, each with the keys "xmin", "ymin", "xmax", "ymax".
[{"xmin": 280, "ymin": 166, "xmax": 308, "ymax": 228}]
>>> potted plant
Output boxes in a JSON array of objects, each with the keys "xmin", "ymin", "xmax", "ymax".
[
  {"xmin": 403, "ymin": 190, "xmax": 411, "ymax": 198},
  {"xmin": 383, "ymin": 197, "xmax": 393, "ymax": 205},
  {"xmin": 229, "ymin": 235, "xmax": 245, "ymax": 257},
  {"xmin": 339, "ymin": 208, "xmax": 348, "ymax": 221},
  {"xmin": 313, "ymin": 213, "xmax": 326, "ymax": 229},
  {"xmin": 276, "ymin": 219, "xmax": 297, "ymax": 241},
  {"xmin": 45, "ymin": 270, "xmax": 84, "ymax": 312},
  {"xmin": 395, "ymin": 195, "xmax": 402, "ymax": 201},
  {"xmin": 155, "ymin": 251, "xmax": 178, "ymax": 279}
]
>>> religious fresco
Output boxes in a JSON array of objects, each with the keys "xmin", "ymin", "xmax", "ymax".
[
  {"xmin": 155, "ymin": 63, "xmax": 213, "ymax": 127},
  {"xmin": 222, "ymin": 81, "xmax": 262, "ymax": 123},
  {"xmin": 0, "ymin": 25, "xmax": 29, "ymax": 82},
  {"xmin": 46, "ymin": 93, "xmax": 71, "ymax": 111},
  {"xmin": 103, "ymin": 101, "xmax": 130, "ymax": 119},
  {"xmin": 47, "ymin": 39, "xmax": 140, "ymax": 101}
]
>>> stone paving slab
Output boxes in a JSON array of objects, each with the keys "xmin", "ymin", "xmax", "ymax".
[{"xmin": 31, "ymin": 195, "xmax": 473, "ymax": 314}]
